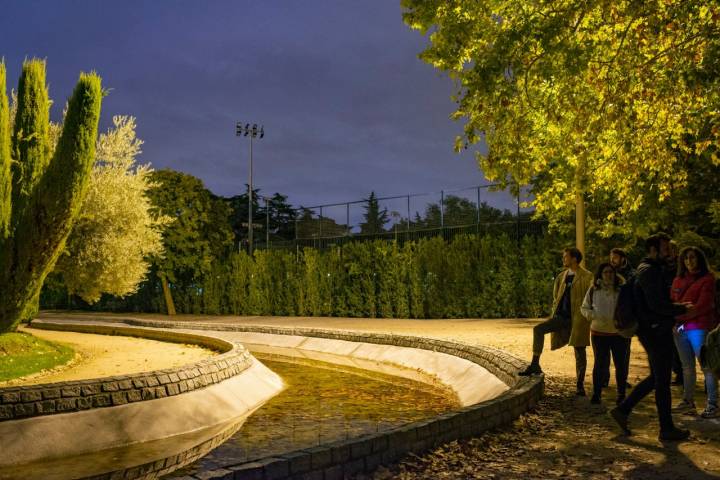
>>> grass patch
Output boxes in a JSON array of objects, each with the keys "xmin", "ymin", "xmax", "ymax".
[{"xmin": 0, "ymin": 332, "xmax": 75, "ymax": 382}]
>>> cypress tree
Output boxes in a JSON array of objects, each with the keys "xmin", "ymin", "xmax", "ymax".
[
  {"xmin": 0, "ymin": 60, "xmax": 102, "ymax": 332},
  {"xmin": 0, "ymin": 62, "xmax": 10, "ymax": 238}
]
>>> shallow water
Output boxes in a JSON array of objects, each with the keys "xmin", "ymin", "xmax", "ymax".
[{"xmin": 169, "ymin": 356, "xmax": 459, "ymax": 476}]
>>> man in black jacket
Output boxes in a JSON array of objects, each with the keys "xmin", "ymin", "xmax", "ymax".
[{"xmin": 610, "ymin": 233, "xmax": 694, "ymax": 441}]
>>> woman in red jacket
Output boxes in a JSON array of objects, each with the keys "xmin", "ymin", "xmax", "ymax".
[{"xmin": 671, "ymin": 246, "xmax": 718, "ymax": 418}]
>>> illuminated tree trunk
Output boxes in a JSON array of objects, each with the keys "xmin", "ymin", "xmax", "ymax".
[
  {"xmin": 160, "ymin": 273, "xmax": 177, "ymax": 316},
  {"xmin": 0, "ymin": 60, "xmax": 102, "ymax": 332}
]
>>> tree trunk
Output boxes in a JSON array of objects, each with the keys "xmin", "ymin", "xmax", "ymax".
[
  {"xmin": 575, "ymin": 190, "xmax": 585, "ymax": 267},
  {"xmin": 160, "ymin": 273, "xmax": 176, "ymax": 316}
]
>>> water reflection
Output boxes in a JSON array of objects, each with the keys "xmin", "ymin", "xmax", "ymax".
[{"xmin": 170, "ymin": 355, "xmax": 458, "ymax": 477}]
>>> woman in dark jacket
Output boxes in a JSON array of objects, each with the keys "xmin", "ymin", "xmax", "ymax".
[{"xmin": 671, "ymin": 246, "xmax": 718, "ymax": 418}]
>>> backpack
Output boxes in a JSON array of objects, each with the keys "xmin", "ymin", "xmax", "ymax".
[
  {"xmin": 701, "ymin": 325, "xmax": 720, "ymax": 378},
  {"xmin": 614, "ymin": 276, "xmax": 638, "ymax": 338}
]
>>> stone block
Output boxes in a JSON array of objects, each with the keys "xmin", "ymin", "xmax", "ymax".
[
  {"xmin": 157, "ymin": 374, "xmax": 171, "ymax": 385},
  {"xmin": 330, "ymin": 442, "xmax": 351, "ymax": 464},
  {"xmin": 282, "ymin": 451, "xmax": 311, "ymax": 475},
  {"xmin": 306, "ymin": 446, "xmax": 331, "ymax": 470},
  {"xmin": 178, "ymin": 380, "xmax": 189, "ymax": 393},
  {"xmin": 259, "ymin": 457, "xmax": 289, "ymax": 480},
  {"xmin": 118, "ymin": 379, "xmax": 133, "ymax": 390},
  {"xmin": 364, "ymin": 452, "xmax": 383, "ymax": 472},
  {"xmin": 169, "ymin": 372, "xmax": 180, "ymax": 383},
  {"xmin": 92, "ymin": 394, "xmax": 111, "ymax": 408},
  {"xmin": 323, "ymin": 465, "xmax": 343, "ymax": 480},
  {"xmin": 81, "ymin": 384, "xmax": 101, "ymax": 396},
  {"xmin": 111, "ymin": 392, "xmax": 128, "ymax": 406},
  {"xmin": 42, "ymin": 389, "xmax": 61, "ymax": 399},
  {"xmin": 343, "ymin": 458, "xmax": 365, "ymax": 477},
  {"xmin": 166, "ymin": 383, "xmax": 180, "ymax": 396},
  {"xmin": 36, "ymin": 400, "xmax": 56, "ymax": 413},
  {"xmin": 372, "ymin": 435, "xmax": 388, "ymax": 453},
  {"xmin": 56, "ymin": 398, "xmax": 78, "ymax": 412},
  {"xmin": 155, "ymin": 386, "xmax": 168, "ymax": 398},
  {"xmin": 76, "ymin": 397, "xmax": 93, "ymax": 409},
  {"xmin": 127, "ymin": 390, "xmax": 142, "ymax": 402},
  {"xmin": 195, "ymin": 468, "xmax": 234, "ymax": 480},
  {"xmin": 60, "ymin": 386, "xmax": 81, "ymax": 397},
  {"xmin": 0, "ymin": 405, "xmax": 14, "ymax": 419},
  {"xmin": 351, "ymin": 438, "xmax": 372, "ymax": 459},
  {"xmin": 20, "ymin": 391, "xmax": 42, "ymax": 402},
  {"xmin": 102, "ymin": 381, "xmax": 120, "ymax": 392},
  {"xmin": 146, "ymin": 376, "xmax": 160, "ymax": 387},
  {"xmin": 1, "ymin": 392, "xmax": 20, "ymax": 404},
  {"xmin": 132, "ymin": 378, "xmax": 147, "ymax": 389},
  {"xmin": 14, "ymin": 403, "xmax": 36, "ymax": 417},
  {"xmin": 295, "ymin": 470, "xmax": 323, "ymax": 480},
  {"xmin": 230, "ymin": 462, "xmax": 264, "ymax": 480}
]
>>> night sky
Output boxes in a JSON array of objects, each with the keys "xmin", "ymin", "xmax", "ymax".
[{"xmin": 1, "ymin": 1, "xmax": 517, "ymax": 222}]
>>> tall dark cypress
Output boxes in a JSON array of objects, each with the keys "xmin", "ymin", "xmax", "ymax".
[
  {"xmin": 0, "ymin": 62, "xmax": 11, "ymax": 238},
  {"xmin": 0, "ymin": 61, "xmax": 102, "ymax": 332}
]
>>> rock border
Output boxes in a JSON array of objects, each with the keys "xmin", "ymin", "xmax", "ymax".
[
  {"xmin": 77, "ymin": 316, "xmax": 544, "ymax": 480},
  {"xmin": 0, "ymin": 322, "xmax": 253, "ymax": 421}
]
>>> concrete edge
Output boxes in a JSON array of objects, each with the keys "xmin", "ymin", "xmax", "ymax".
[{"xmin": 0, "ymin": 321, "xmax": 254, "ymax": 422}]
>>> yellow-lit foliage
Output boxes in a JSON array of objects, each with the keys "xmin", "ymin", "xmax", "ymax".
[
  {"xmin": 402, "ymin": 1, "xmax": 720, "ymax": 235},
  {"xmin": 54, "ymin": 116, "xmax": 170, "ymax": 303}
]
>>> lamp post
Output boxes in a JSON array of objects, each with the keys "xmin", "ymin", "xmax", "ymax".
[{"xmin": 236, "ymin": 122, "xmax": 264, "ymax": 255}]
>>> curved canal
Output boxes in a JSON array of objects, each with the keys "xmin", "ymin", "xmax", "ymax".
[{"xmin": 169, "ymin": 355, "xmax": 459, "ymax": 477}]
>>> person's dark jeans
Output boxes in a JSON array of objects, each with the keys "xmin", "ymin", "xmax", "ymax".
[
  {"xmin": 617, "ymin": 329, "xmax": 675, "ymax": 432},
  {"xmin": 532, "ymin": 315, "xmax": 568, "ymax": 355},
  {"xmin": 591, "ymin": 335, "xmax": 630, "ymax": 399}
]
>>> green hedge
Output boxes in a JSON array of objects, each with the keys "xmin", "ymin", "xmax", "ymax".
[{"xmin": 42, "ymin": 233, "xmax": 560, "ymax": 319}]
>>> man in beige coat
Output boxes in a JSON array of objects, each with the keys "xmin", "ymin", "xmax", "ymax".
[{"xmin": 519, "ymin": 247, "xmax": 593, "ymax": 395}]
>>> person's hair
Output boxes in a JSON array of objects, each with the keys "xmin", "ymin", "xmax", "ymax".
[
  {"xmin": 564, "ymin": 247, "xmax": 583, "ymax": 264},
  {"xmin": 610, "ymin": 248, "xmax": 627, "ymax": 259},
  {"xmin": 677, "ymin": 246, "xmax": 712, "ymax": 278},
  {"xmin": 594, "ymin": 262, "xmax": 621, "ymax": 290},
  {"xmin": 645, "ymin": 232, "xmax": 671, "ymax": 253}
]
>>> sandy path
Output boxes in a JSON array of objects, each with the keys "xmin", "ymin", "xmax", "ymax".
[
  {"xmin": 1, "ymin": 325, "xmax": 216, "ymax": 387},
  {"xmin": 50, "ymin": 313, "xmax": 645, "ymax": 380}
]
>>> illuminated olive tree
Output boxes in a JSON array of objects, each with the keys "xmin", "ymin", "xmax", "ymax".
[{"xmin": 0, "ymin": 59, "xmax": 102, "ymax": 332}]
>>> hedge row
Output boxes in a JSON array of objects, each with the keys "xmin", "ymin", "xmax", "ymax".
[{"xmin": 43, "ymin": 234, "xmax": 561, "ymax": 319}]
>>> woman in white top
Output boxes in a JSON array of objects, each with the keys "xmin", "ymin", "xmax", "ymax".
[{"xmin": 581, "ymin": 262, "xmax": 631, "ymax": 406}]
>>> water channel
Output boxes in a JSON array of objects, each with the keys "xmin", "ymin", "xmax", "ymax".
[{"xmin": 168, "ymin": 354, "xmax": 459, "ymax": 477}]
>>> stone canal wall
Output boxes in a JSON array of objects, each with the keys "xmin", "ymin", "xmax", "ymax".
[
  {"xmin": 66, "ymin": 316, "xmax": 544, "ymax": 480},
  {"xmin": 0, "ymin": 322, "xmax": 253, "ymax": 421}
]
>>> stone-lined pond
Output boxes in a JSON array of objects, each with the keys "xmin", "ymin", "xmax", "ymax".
[{"xmin": 168, "ymin": 355, "xmax": 459, "ymax": 477}]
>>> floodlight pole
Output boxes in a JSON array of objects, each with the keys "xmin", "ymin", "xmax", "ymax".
[{"xmin": 236, "ymin": 122, "xmax": 264, "ymax": 255}]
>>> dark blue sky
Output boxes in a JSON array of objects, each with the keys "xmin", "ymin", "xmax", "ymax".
[{"xmin": 1, "ymin": 1, "xmax": 517, "ymax": 217}]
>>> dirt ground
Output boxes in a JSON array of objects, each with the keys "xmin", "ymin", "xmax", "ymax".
[
  {"xmin": 39, "ymin": 312, "xmax": 720, "ymax": 478},
  {"xmin": 0, "ymin": 325, "xmax": 215, "ymax": 387}
]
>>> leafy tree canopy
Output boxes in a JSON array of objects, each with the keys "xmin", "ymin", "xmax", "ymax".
[
  {"xmin": 402, "ymin": 1, "xmax": 720, "ymax": 236},
  {"xmin": 148, "ymin": 169, "xmax": 234, "ymax": 286},
  {"xmin": 54, "ymin": 116, "xmax": 170, "ymax": 303}
]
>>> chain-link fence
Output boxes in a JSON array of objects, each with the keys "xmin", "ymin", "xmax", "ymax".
[{"xmin": 255, "ymin": 183, "xmax": 546, "ymax": 251}]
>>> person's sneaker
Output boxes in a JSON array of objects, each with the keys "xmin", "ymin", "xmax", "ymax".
[
  {"xmin": 518, "ymin": 364, "xmax": 542, "ymax": 376},
  {"xmin": 701, "ymin": 404, "xmax": 719, "ymax": 419},
  {"xmin": 672, "ymin": 400, "xmax": 697, "ymax": 414},
  {"xmin": 615, "ymin": 394, "xmax": 626, "ymax": 406},
  {"xmin": 590, "ymin": 395, "xmax": 601, "ymax": 405},
  {"xmin": 659, "ymin": 427, "xmax": 690, "ymax": 442},
  {"xmin": 576, "ymin": 386, "xmax": 586, "ymax": 397},
  {"xmin": 610, "ymin": 407, "xmax": 631, "ymax": 436}
]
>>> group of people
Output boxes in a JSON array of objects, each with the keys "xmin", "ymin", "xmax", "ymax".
[{"xmin": 518, "ymin": 233, "xmax": 718, "ymax": 442}]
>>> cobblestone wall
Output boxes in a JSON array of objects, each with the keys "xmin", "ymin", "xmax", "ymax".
[{"xmin": 0, "ymin": 322, "xmax": 253, "ymax": 421}]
